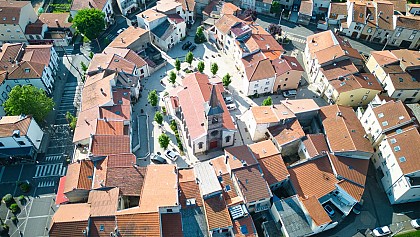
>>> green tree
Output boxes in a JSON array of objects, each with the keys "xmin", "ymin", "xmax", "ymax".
[
  {"xmin": 148, "ymin": 90, "xmax": 159, "ymax": 106},
  {"xmin": 270, "ymin": 1, "xmax": 281, "ymax": 14},
  {"xmin": 3, "ymin": 85, "xmax": 54, "ymax": 123},
  {"xmin": 9, "ymin": 204, "xmax": 19, "ymax": 214},
  {"xmin": 175, "ymin": 58, "xmax": 181, "ymax": 74},
  {"xmin": 2, "ymin": 194, "xmax": 13, "ymax": 205},
  {"xmin": 154, "ymin": 111, "xmax": 163, "ymax": 125},
  {"xmin": 158, "ymin": 133, "xmax": 170, "ymax": 149},
  {"xmin": 72, "ymin": 8, "xmax": 105, "ymax": 49},
  {"xmin": 185, "ymin": 51, "xmax": 194, "ymax": 67},
  {"xmin": 66, "ymin": 111, "xmax": 77, "ymax": 130},
  {"xmin": 197, "ymin": 61, "xmax": 205, "ymax": 73},
  {"xmin": 80, "ymin": 61, "xmax": 88, "ymax": 72},
  {"xmin": 194, "ymin": 26, "xmax": 207, "ymax": 44},
  {"xmin": 262, "ymin": 96, "xmax": 272, "ymax": 106},
  {"xmin": 222, "ymin": 73, "xmax": 232, "ymax": 87},
  {"xmin": 210, "ymin": 62, "xmax": 219, "ymax": 76},
  {"xmin": 170, "ymin": 120, "xmax": 177, "ymax": 132},
  {"xmin": 169, "ymin": 71, "xmax": 176, "ymax": 85},
  {"xmin": 89, "ymin": 51, "xmax": 94, "ymax": 59}
]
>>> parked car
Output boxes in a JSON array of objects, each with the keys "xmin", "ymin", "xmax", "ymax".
[
  {"xmin": 411, "ymin": 218, "xmax": 420, "ymax": 228},
  {"xmin": 150, "ymin": 154, "xmax": 167, "ymax": 164},
  {"xmin": 225, "ymin": 96, "xmax": 233, "ymax": 103},
  {"xmin": 323, "ymin": 205, "xmax": 335, "ymax": 217},
  {"xmin": 188, "ymin": 44, "xmax": 197, "ymax": 51},
  {"xmin": 116, "ymin": 28, "xmax": 126, "ymax": 35},
  {"xmin": 352, "ymin": 203, "xmax": 362, "ymax": 215},
  {"xmin": 283, "ymin": 89, "xmax": 297, "ymax": 97},
  {"xmin": 226, "ymin": 103, "xmax": 236, "ymax": 110},
  {"xmin": 165, "ymin": 150, "xmax": 180, "ymax": 161},
  {"xmin": 372, "ymin": 226, "xmax": 391, "ymax": 237},
  {"xmin": 182, "ymin": 41, "xmax": 192, "ymax": 50}
]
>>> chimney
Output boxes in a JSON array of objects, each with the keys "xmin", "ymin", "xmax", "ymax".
[
  {"xmin": 121, "ymin": 37, "xmax": 125, "ymax": 44},
  {"xmin": 100, "ymin": 88, "xmax": 104, "ymax": 95},
  {"xmin": 195, "ymin": 177, "xmax": 200, "ymax": 184},
  {"xmin": 266, "ymin": 44, "xmax": 270, "ymax": 50},
  {"xmin": 55, "ymin": 19, "xmax": 61, "ymax": 28},
  {"xmin": 225, "ymin": 155, "xmax": 229, "ymax": 164}
]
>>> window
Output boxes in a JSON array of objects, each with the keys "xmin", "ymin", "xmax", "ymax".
[
  {"xmin": 265, "ymin": 81, "xmax": 270, "ymax": 85},
  {"xmin": 409, "ymin": 34, "xmax": 415, "ymax": 40},
  {"xmin": 167, "ymin": 208, "xmax": 173, "ymax": 212},
  {"xmin": 6, "ymin": 85, "xmax": 11, "ymax": 92},
  {"xmin": 0, "ymin": 142, "xmax": 4, "ymax": 147},
  {"xmin": 2, "ymin": 92, "xmax": 7, "ymax": 100},
  {"xmin": 394, "ymin": 146, "xmax": 401, "ymax": 152},
  {"xmin": 396, "ymin": 93, "xmax": 402, "ymax": 97},
  {"xmin": 264, "ymin": 87, "xmax": 269, "ymax": 91},
  {"xmin": 378, "ymin": 113, "xmax": 384, "ymax": 118},
  {"xmin": 211, "ymin": 130, "xmax": 219, "ymax": 136},
  {"xmin": 390, "ymin": 138, "xmax": 396, "ymax": 144},
  {"xmin": 396, "ymin": 32, "xmax": 401, "ymax": 37},
  {"xmin": 225, "ymin": 185, "xmax": 231, "ymax": 191},
  {"xmin": 198, "ymin": 142, "xmax": 203, "ymax": 149},
  {"xmin": 367, "ymin": 28, "xmax": 372, "ymax": 33},
  {"xmin": 212, "ymin": 117, "xmax": 218, "ymax": 124},
  {"xmin": 399, "ymin": 157, "xmax": 406, "ymax": 163},
  {"xmin": 225, "ymin": 136, "xmax": 231, "ymax": 143},
  {"xmin": 254, "ymin": 84, "xmax": 258, "ymax": 88},
  {"xmin": 396, "ymin": 129, "xmax": 403, "ymax": 134},
  {"xmin": 18, "ymin": 141, "xmax": 25, "ymax": 145},
  {"xmin": 99, "ymin": 224, "xmax": 105, "ymax": 232},
  {"xmin": 413, "ymin": 92, "xmax": 418, "ymax": 97},
  {"xmin": 382, "ymin": 121, "xmax": 388, "ymax": 126}
]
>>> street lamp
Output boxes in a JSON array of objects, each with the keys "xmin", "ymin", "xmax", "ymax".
[
  {"xmin": 382, "ymin": 35, "xmax": 390, "ymax": 51},
  {"xmin": 279, "ymin": 9, "xmax": 285, "ymax": 25}
]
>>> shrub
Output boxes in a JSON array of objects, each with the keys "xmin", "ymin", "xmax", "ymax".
[
  {"xmin": 161, "ymin": 106, "xmax": 167, "ymax": 114},
  {"xmin": 19, "ymin": 182, "xmax": 31, "ymax": 193},
  {"xmin": 18, "ymin": 195, "xmax": 25, "ymax": 201},
  {"xmin": 2, "ymin": 194, "xmax": 13, "ymax": 205},
  {"xmin": 9, "ymin": 203, "xmax": 20, "ymax": 213},
  {"xmin": 170, "ymin": 120, "xmax": 177, "ymax": 132},
  {"xmin": 11, "ymin": 216, "xmax": 17, "ymax": 223},
  {"xmin": 0, "ymin": 224, "xmax": 9, "ymax": 235}
]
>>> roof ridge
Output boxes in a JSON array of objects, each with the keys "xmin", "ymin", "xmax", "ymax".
[{"xmin": 336, "ymin": 106, "xmax": 358, "ymax": 151}]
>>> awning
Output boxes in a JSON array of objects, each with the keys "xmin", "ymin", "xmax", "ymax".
[{"xmin": 55, "ymin": 176, "xmax": 69, "ymax": 205}]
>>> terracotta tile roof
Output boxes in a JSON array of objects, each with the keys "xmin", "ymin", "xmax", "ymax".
[
  {"xmin": 90, "ymin": 135, "xmax": 130, "ymax": 156},
  {"xmin": 330, "ymin": 73, "xmax": 383, "ymax": 93},
  {"xmin": 300, "ymin": 196, "xmax": 332, "ymax": 226},
  {"xmin": 49, "ymin": 203, "xmax": 90, "ymax": 237},
  {"xmin": 64, "ymin": 160, "xmax": 94, "ymax": 193},
  {"xmin": 178, "ymin": 168, "xmax": 203, "ymax": 208},
  {"xmin": 384, "ymin": 0, "xmax": 406, "ymax": 12},
  {"xmin": 288, "ymin": 155, "xmax": 338, "ymax": 198},
  {"xmin": 71, "ymin": 0, "xmax": 108, "ymax": 11},
  {"xmin": 233, "ymin": 215, "xmax": 258, "ymax": 237},
  {"xmin": 353, "ymin": 1, "xmax": 367, "ymax": 24},
  {"xmin": 272, "ymin": 55, "xmax": 304, "ymax": 75},
  {"xmin": 250, "ymin": 104, "xmax": 295, "ymax": 124},
  {"xmin": 268, "ymin": 119, "xmax": 305, "ymax": 146},
  {"xmin": 221, "ymin": 2, "xmax": 240, "ymax": 15},
  {"xmin": 215, "ymin": 14, "xmax": 242, "ymax": 35},
  {"xmin": 89, "ymin": 216, "xmax": 115, "ymax": 237},
  {"xmin": 73, "ymin": 108, "xmax": 99, "ymax": 143},
  {"xmin": 329, "ymin": 3, "xmax": 347, "ymax": 19},
  {"xmin": 248, "ymin": 140, "xmax": 279, "ymax": 159},
  {"xmin": 257, "ymin": 154, "xmax": 289, "ymax": 185},
  {"xmin": 176, "ymin": 0, "xmax": 195, "ymax": 12},
  {"xmin": 0, "ymin": 71, "xmax": 6, "ymax": 84},
  {"xmin": 372, "ymin": 100, "xmax": 413, "ymax": 131},
  {"xmin": 161, "ymin": 213, "xmax": 183, "ymax": 237},
  {"xmin": 337, "ymin": 179, "xmax": 365, "ymax": 202},
  {"xmin": 249, "ymin": 34, "xmax": 285, "ymax": 53},
  {"xmin": 88, "ymin": 188, "xmax": 119, "ymax": 217},
  {"xmin": 396, "ymin": 15, "xmax": 420, "ymax": 30},
  {"xmin": 299, "ymin": 0, "xmax": 313, "ymax": 15},
  {"xmin": 386, "ymin": 125, "xmax": 420, "ymax": 175},
  {"xmin": 280, "ymin": 99, "xmax": 320, "ymax": 114},
  {"xmin": 0, "ymin": 43, "xmax": 23, "ymax": 69},
  {"xmin": 320, "ymin": 105, "xmax": 373, "ymax": 154},
  {"xmin": 99, "ymin": 105, "xmax": 131, "ymax": 121},
  {"xmin": 0, "ymin": 115, "xmax": 31, "ymax": 137},
  {"xmin": 376, "ymin": 1, "xmax": 394, "ymax": 30},
  {"xmin": 88, "ymin": 54, "xmax": 136, "ymax": 75},
  {"xmin": 370, "ymin": 50, "xmax": 399, "ymax": 66},
  {"xmin": 139, "ymin": 165, "xmax": 178, "ymax": 212},
  {"xmin": 39, "ymin": 13, "xmax": 72, "ymax": 28},
  {"xmin": 22, "ymin": 45, "xmax": 53, "ymax": 66},
  {"xmin": 233, "ymin": 165, "xmax": 271, "ymax": 203},
  {"xmin": 302, "ymin": 134, "xmax": 329, "ymax": 158},
  {"xmin": 242, "ymin": 53, "xmax": 276, "ymax": 82},
  {"xmin": 220, "ymin": 173, "xmax": 240, "ymax": 204},
  {"xmin": 7, "ymin": 61, "xmax": 45, "ymax": 79},
  {"xmin": 203, "ymin": 195, "xmax": 233, "ymax": 230},
  {"xmin": 225, "ymin": 145, "xmax": 258, "ymax": 170},
  {"xmin": 177, "ymin": 73, "xmax": 235, "ymax": 140},
  {"xmin": 328, "ymin": 154, "xmax": 369, "ymax": 186},
  {"xmin": 211, "ymin": 156, "xmax": 229, "ymax": 175},
  {"xmin": 24, "ymin": 19, "xmax": 45, "ymax": 34},
  {"xmin": 320, "ymin": 59, "xmax": 359, "ymax": 80},
  {"xmin": 95, "ymin": 120, "xmax": 125, "ymax": 136},
  {"xmin": 107, "ymin": 153, "xmax": 137, "ymax": 167},
  {"xmin": 202, "ymin": 0, "xmax": 219, "ymax": 16},
  {"xmin": 108, "ymin": 26, "xmax": 150, "ymax": 49},
  {"xmin": 115, "ymin": 212, "xmax": 160, "ymax": 236},
  {"xmin": 392, "ymin": 49, "xmax": 420, "ymax": 70},
  {"xmin": 105, "ymin": 166, "xmax": 146, "ymax": 196},
  {"xmin": 388, "ymin": 72, "xmax": 420, "ymax": 90},
  {"xmin": 103, "ymin": 47, "xmax": 147, "ymax": 69},
  {"xmin": 81, "ymin": 72, "xmax": 114, "ymax": 111},
  {"xmin": 0, "ymin": 1, "xmax": 30, "ymax": 24}
]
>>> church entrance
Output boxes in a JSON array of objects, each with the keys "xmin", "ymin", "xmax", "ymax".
[{"xmin": 209, "ymin": 140, "xmax": 218, "ymax": 149}]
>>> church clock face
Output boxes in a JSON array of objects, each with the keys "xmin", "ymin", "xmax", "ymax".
[
  {"xmin": 212, "ymin": 117, "xmax": 219, "ymax": 124},
  {"xmin": 211, "ymin": 130, "xmax": 219, "ymax": 136}
]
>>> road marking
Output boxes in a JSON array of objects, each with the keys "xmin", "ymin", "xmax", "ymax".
[
  {"xmin": 0, "ymin": 166, "xmax": 4, "ymax": 182},
  {"xmin": 37, "ymin": 180, "xmax": 55, "ymax": 188},
  {"xmin": 34, "ymin": 164, "xmax": 66, "ymax": 178}
]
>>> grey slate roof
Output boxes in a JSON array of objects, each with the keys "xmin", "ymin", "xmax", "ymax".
[
  {"xmin": 204, "ymin": 84, "xmax": 224, "ymax": 116},
  {"xmin": 151, "ymin": 19, "xmax": 175, "ymax": 40},
  {"xmin": 272, "ymin": 195, "xmax": 313, "ymax": 237}
]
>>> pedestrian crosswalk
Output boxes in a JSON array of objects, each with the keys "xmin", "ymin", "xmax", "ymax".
[
  {"xmin": 286, "ymin": 35, "xmax": 307, "ymax": 44},
  {"xmin": 45, "ymin": 155, "xmax": 62, "ymax": 162},
  {"xmin": 34, "ymin": 164, "xmax": 67, "ymax": 178},
  {"xmin": 37, "ymin": 180, "xmax": 56, "ymax": 188}
]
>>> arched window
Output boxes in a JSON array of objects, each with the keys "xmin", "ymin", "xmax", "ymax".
[
  {"xmin": 198, "ymin": 142, "xmax": 204, "ymax": 149},
  {"xmin": 211, "ymin": 130, "xmax": 219, "ymax": 136},
  {"xmin": 225, "ymin": 136, "xmax": 231, "ymax": 143}
]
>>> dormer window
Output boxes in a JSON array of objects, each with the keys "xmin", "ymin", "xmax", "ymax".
[{"xmin": 24, "ymin": 68, "xmax": 30, "ymax": 73}]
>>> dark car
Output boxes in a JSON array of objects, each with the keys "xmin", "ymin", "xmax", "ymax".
[
  {"xmin": 188, "ymin": 44, "xmax": 197, "ymax": 51},
  {"xmin": 150, "ymin": 154, "xmax": 167, "ymax": 164},
  {"xmin": 182, "ymin": 41, "xmax": 192, "ymax": 50}
]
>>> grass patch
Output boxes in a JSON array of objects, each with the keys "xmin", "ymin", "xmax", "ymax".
[
  {"xmin": 396, "ymin": 230, "xmax": 420, "ymax": 237},
  {"xmin": 50, "ymin": 4, "xmax": 71, "ymax": 13}
]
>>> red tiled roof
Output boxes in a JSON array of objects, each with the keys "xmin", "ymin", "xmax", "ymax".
[
  {"xmin": 233, "ymin": 215, "xmax": 258, "ymax": 237},
  {"xmin": 161, "ymin": 213, "xmax": 183, "ymax": 237},
  {"xmin": 64, "ymin": 160, "xmax": 94, "ymax": 193},
  {"xmin": 272, "ymin": 55, "xmax": 304, "ymax": 75},
  {"xmin": 337, "ymin": 179, "xmax": 365, "ymax": 202},
  {"xmin": 105, "ymin": 166, "xmax": 146, "ymax": 196},
  {"xmin": 268, "ymin": 119, "xmax": 305, "ymax": 146},
  {"xmin": 302, "ymin": 134, "xmax": 329, "ymax": 158},
  {"xmin": 55, "ymin": 177, "xmax": 69, "ymax": 205},
  {"xmin": 288, "ymin": 155, "xmax": 338, "ymax": 198},
  {"xmin": 115, "ymin": 212, "xmax": 160, "ymax": 236},
  {"xmin": 0, "ymin": 115, "xmax": 32, "ymax": 138},
  {"xmin": 328, "ymin": 154, "xmax": 369, "ymax": 186},
  {"xmin": 90, "ymin": 135, "xmax": 131, "ymax": 156},
  {"xmin": 233, "ymin": 166, "xmax": 271, "ymax": 203},
  {"xmin": 300, "ymin": 196, "xmax": 332, "ymax": 226},
  {"xmin": 203, "ymin": 195, "xmax": 233, "ymax": 230},
  {"xmin": 90, "ymin": 216, "xmax": 115, "ymax": 237}
]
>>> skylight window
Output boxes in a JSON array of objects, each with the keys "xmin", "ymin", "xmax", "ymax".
[
  {"xmin": 390, "ymin": 138, "xmax": 396, "ymax": 144},
  {"xmin": 382, "ymin": 121, "xmax": 388, "ymax": 126},
  {"xmin": 399, "ymin": 78, "xmax": 404, "ymax": 82},
  {"xmin": 378, "ymin": 113, "xmax": 384, "ymax": 118},
  {"xmin": 99, "ymin": 224, "xmax": 105, "ymax": 232},
  {"xmin": 225, "ymin": 185, "xmax": 231, "ymax": 191},
  {"xmin": 396, "ymin": 129, "xmax": 403, "ymax": 134},
  {"xmin": 399, "ymin": 157, "xmax": 406, "ymax": 163},
  {"xmin": 394, "ymin": 146, "xmax": 401, "ymax": 152},
  {"xmin": 240, "ymin": 225, "xmax": 249, "ymax": 235}
]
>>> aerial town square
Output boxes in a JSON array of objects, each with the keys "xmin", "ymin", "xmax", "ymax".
[{"xmin": 0, "ymin": 0, "xmax": 419, "ymax": 236}]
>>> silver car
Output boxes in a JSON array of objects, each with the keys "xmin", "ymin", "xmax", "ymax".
[{"xmin": 165, "ymin": 150, "xmax": 180, "ymax": 161}]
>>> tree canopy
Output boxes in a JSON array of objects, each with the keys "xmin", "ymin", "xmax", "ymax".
[
  {"xmin": 222, "ymin": 73, "xmax": 232, "ymax": 87},
  {"xmin": 73, "ymin": 8, "xmax": 105, "ymax": 40},
  {"xmin": 154, "ymin": 111, "xmax": 163, "ymax": 125},
  {"xmin": 194, "ymin": 26, "xmax": 207, "ymax": 44},
  {"xmin": 268, "ymin": 24, "xmax": 282, "ymax": 36},
  {"xmin": 3, "ymin": 85, "xmax": 54, "ymax": 123},
  {"xmin": 210, "ymin": 62, "xmax": 218, "ymax": 76},
  {"xmin": 185, "ymin": 52, "xmax": 194, "ymax": 66},
  {"xmin": 158, "ymin": 133, "xmax": 170, "ymax": 149},
  {"xmin": 197, "ymin": 61, "xmax": 205, "ymax": 73},
  {"xmin": 262, "ymin": 96, "xmax": 272, "ymax": 106},
  {"xmin": 169, "ymin": 71, "xmax": 176, "ymax": 85},
  {"xmin": 148, "ymin": 90, "xmax": 158, "ymax": 106},
  {"xmin": 270, "ymin": 1, "xmax": 281, "ymax": 14},
  {"xmin": 175, "ymin": 58, "xmax": 181, "ymax": 72}
]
